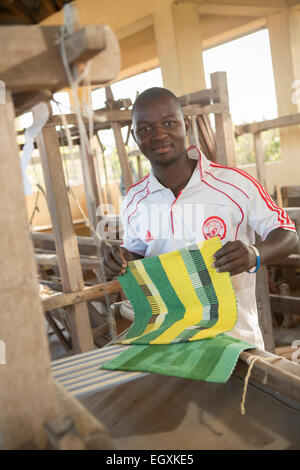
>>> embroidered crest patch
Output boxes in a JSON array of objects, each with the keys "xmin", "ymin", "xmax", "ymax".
[{"xmin": 202, "ymin": 216, "xmax": 226, "ymax": 240}]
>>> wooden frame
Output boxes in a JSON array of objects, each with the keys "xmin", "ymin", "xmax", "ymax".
[
  {"xmin": 0, "ymin": 7, "xmax": 120, "ymax": 449},
  {"xmin": 2, "ymin": 8, "xmax": 299, "ymax": 447}
]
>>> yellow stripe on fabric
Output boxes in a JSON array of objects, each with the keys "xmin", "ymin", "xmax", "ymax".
[
  {"xmin": 130, "ymin": 260, "xmax": 168, "ymax": 317},
  {"xmin": 121, "ymin": 323, "xmax": 155, "ymax": 344},
  {"xmin": 191, "ymin": 237, "xmax": 237, "ymax": 340},
  {"xmin": 150, "ymin": 249, "xmax": 203, "ymax": 344}
]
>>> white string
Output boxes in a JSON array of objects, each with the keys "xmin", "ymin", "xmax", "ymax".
[
  {"xmin": 57, "ymin": 23, "xmax": 117, "ymax": 340},
  {"xmin": 240, "ymin": 355, "xmax": 279, "ymax": 415}
]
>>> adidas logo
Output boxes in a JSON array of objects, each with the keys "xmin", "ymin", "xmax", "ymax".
[{"xmin": 145, "ymin": 230, "xmax": 154, "ymax": 242}]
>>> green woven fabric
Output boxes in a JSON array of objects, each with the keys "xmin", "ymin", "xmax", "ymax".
[
  {"xmin": 101, "ymin": 334, "xmax": 253, "ymax": 383},
  {"xmin": 117, "ymin": 238, "xmax": 238, "ymax": 345},
  {"xmin": 101, "ymin": 240, "xmax": 255, "ymax": 383}
]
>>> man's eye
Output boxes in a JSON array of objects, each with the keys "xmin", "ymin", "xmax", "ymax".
[
  {"xmin": 164, "ymin": 121, "xmax": 175, "ymax": 127},
  {"xmin": 138, "ymin": 126, "xmax": 150, "ymax": 133}
]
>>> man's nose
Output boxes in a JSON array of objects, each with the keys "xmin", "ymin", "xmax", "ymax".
[{"xmin": 151, "ymin": 125, "xmax": 168, "ymax": 140}]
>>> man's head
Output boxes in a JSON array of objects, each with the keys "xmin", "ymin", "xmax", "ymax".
[{"xmin": 131, "ymin": 87, "xmax": 188, "ymax": 169}]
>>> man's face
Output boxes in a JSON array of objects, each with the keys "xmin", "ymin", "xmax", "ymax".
[{"xmin": 132, "ymin": 95, "xmax": 188, "ymax": 168}]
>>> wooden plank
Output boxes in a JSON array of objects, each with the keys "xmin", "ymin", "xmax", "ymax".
[
  {"xmin": 31, "ymin": 232, "xmax": 121, "ymax": 256},
  {"xmin": 255, "ymin": 265, "xmax": 275, "ymax": 353},
  {"xmin": 46, "ymin": 110, "xmax": 132, "ymax": 127},
  {"xmin": 253, "ymin": 132, "xmax": 267, "ymax": 189},
  {"xmin": 270, "ymin": 294, "xmax": 300, "ymax": 314},
  {"xmin": 236, "ymin": 348, "xmax": 300, "ymax": 403},
  {"xmin": 1, "ymin": 0, "xmax": 33, "ymax": 24},
  {"xmin": 197, "ymin": 3, "xmax": 284, "ymax": 17},
  {"xmin": 178, "ymin": 87, "xmax": 215, "ymax": 106},
  {"xmin": 64, "ymin": 6, "xmax": 102, "ymax": 237},
  {"xmin": 0, "ymin": 24, "xmax": 120, "ymax": 92},
  {"xmin": 45, "ymin": 103, "xmax": 226, "ymax": 130},
  {"xmin": 105, "ymin": 87, "xmax": 133, "ymax": 192},
  {"xmin": 13, "ymin": 90, "xmax": 52, "ymax": 117},
  {"xmin": 111, "ymin": 121, "xmax": 134, "ymax": 191},
  {"xmin": 52, "ymin": 341, "xmax": 300, "ymax": 405},
  {"xmin": 0, "ymin": 91, "xmax": 58, "ymax": 449},
  {"xmin": 235, "ymin": 112, "xmax": 300, "ymax": 136},
  {"xmin": 35, "ymin": 111, "xmax": 94, "ymax": 354},
  {"xmin": 42, "ymin": 280, "xmax": 121, "ymax": 312},
  {"xmin": 210, "ymin": 72, "xmax": 237, "ymax": 167},
  {"xmin": 64, "ymin": 26, "xmax": 105, "ymax": 65},
  {"xmin": 53, "ymin": 382, "xmax": 114, "ymax": 450},
  {"xmin": 268, "ymin": 254, "xmax": 300, "ymax": 267},
  {"xmin": 281, "ymin": 185, "xmax": 300, "ymax": 199},
  {"xmin": 35, "ymin": 252, "xmax": 102, "ymax": 270},
  {"xmin": 183, "ymin": 103, "xmax": 229, "ymax": 116}
]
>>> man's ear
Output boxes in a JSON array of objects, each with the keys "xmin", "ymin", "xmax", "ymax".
[{"xmin": 184, "ymin": 117, "xmax": 189, "ymax": 135}]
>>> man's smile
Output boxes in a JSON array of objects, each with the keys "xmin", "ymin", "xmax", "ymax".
[{"xmin": 152, "ymin": 143, "xmax": 173, "ymax": 153}]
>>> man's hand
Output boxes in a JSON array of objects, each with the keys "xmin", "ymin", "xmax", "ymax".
[
  {"xmin": 102, "ymin": 241, "xmax": 135, "ymax": 279},
  {"xmin": 212, "ymin": 240, "xmax": 257, "ymax": 276}
]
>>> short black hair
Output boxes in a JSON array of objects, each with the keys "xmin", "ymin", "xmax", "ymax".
[{"xmin": 131, "ymin": 87, "xmax": 184, "ymax": 122}]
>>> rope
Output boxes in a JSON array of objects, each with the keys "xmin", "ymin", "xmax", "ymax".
[{"xmin": 240, "ymin": 355, "xmax": 279, "ymax": 415}]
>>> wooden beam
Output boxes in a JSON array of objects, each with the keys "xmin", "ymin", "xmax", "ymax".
[
  {"xmin": 64, "ymin": 26, "xmax": 105, "ymax": 66},
  {"xmin": 0, "ymin": 0, "xmax": 34, "ymax": 23},
  {"xmin": 0, "ymin": 91, "xmax": 58, "ymax": 449},
  {"xmin": 179, "ymin": 87, "xmax": 214, "ymax": 106},
  {"xmin": 211, "ymin": 72, "xmax": 237, "ymax": 167},
  {"xmin": 268, "ymin": 254, "xmax": 300, "ymax": 267},
  {"xmin": 236, "ymin": 348, "xmax": 300, "ymax": 404},
  {"xmin": 35, "ymin": 110, "xmax": 94, "ymax": 354},
  {"xmin": 197, "ymin": 3, "xmax": 285, "ymax": 17},
  {"xmin": 253, "ymin": 132, "xmax": 267, "ymax": 189},
  {"xmin": 270, "ymin": 293, "xmax": 300, "ymax": 313},
  {"xmin": 42, "ymin": 280, "xmax": 121, "ymax": 312},
  {"xmin": 35, "ymin": 252, "xmax": 102, "ymax": 270},
  {"xmin": 105, "ymin": 87, "xmax": 133, "ymax": 192},
  {"xmin": 13, "ymin": 90, "xmax": 52, "ymax": 117},
  {"xmin": 0, "ymin": 24, "xmax": 120, "ymax": 92},
  {"xmin": 45, "ymin": 103, "xmax": 226, "ymax": 132},
  {"xmin": 46, "ymin": 110, "xmax": 132, "ymax": 127},
  {"xmin": 255, "ymin": 264, "xmax": 275, "ymax": 353},
  {"xmin": 31, "ymin": 232, "xmax": 121, "ymax": 256},
  {"xmin": 235, "ymin": 112, "xmax": 300, "ymax": 136},
  {"xmin": 40, "ymin": 0, "xmax": 57, "ymax": 15}
]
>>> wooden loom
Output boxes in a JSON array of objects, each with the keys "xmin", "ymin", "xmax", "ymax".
[
  {"xmin": 0, "ymin": 5, "xmax": 122, "ymax": 449},
  {"xmin": 30, "ymin": 69, "xmax": 278, "ymax": 352},
  {"xmin": 0, "ymin": 5, "xmax": 299, "ymax": 449}
]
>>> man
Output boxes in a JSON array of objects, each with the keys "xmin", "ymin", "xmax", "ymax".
[{"xmin": 103, "ymin": 87, "xmax": 299, "ymax": 349}]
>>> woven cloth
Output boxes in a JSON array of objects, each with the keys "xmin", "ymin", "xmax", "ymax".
[
  {"xmin": 101, "ymin": 334, "xmax": 253, "ymax": 383},
  {"xmin": 118, "ymin": 237, "xmax": 238, "ymax": 345},
  {"xmin": 101, "ymin": 237, "xmax": 255, "ymax": 383}
]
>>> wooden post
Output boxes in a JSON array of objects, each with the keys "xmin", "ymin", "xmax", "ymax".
[
  {"xmin": 0, "ymin": 92, "xmax": 58, "ymax": 449},
  {"xmin": 105, "ymin": 87, "xmax": 133, "ymax": 192},
  {"xmin": 35, "ymin": 108, "xmax": 94, "ymax": 354},
  {"xmin": 211, "ymin": 72, "xmax": 237, "ymax": 167},
  {"xmin": 64, "ymin": 3, "xmax": 101, "ymax": 231},
  {"xmin": 255, "ymin": 232, "xmax": 275, "ymax": 353},
  {"xmin": 253, "ymin": 132, "xmax": 267, "ymax": 191},
  {"xmin": 256, "ymin": 266, "xmax": 275, "ymax": 353}
]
